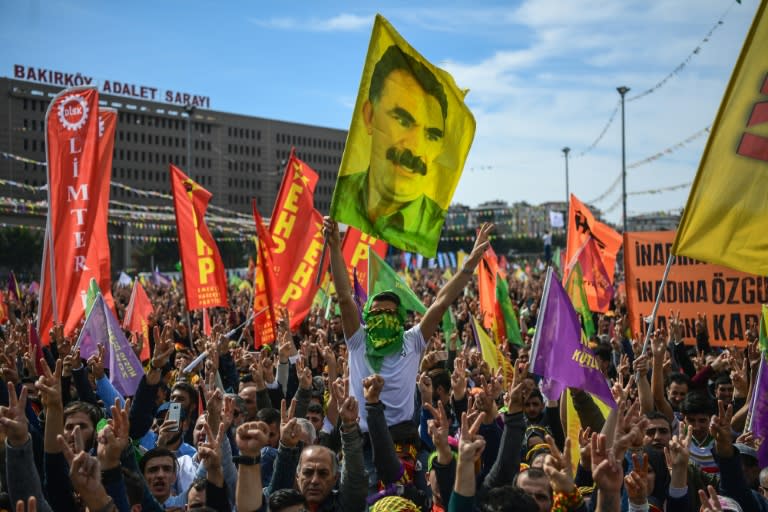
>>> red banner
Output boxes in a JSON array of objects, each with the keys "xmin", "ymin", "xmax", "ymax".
[
  {"xmin": 625, "ymin": 231, "xmax": 766, "ymax": 348},
  {"xmin": 96, "ymin": 109, "xmax": 116, "ymax": 312},
  {"xmin": 566, "ymin": 194, "xmax": 622, "ymax": 311},
  {"xmin": 123, "ymin": 281, "xmax": 153, "ymax": 362},
  {"xmin": 341, "ymin": 227, "xmax": 387, "ymax": 294},
  {"xmin": 252, "ymin": 201, "xmax": 278, "ymax": 348},
  {"xmin": 269, "ymin": 151, "xmax": 328, "ymax": 330},
  {"xmin": 170, "ymin": 165, "xmax": 228, "ymax": 310},
  {"xmin": 38, "ymin": 87, "xmax": 108, "ymax": 343}
]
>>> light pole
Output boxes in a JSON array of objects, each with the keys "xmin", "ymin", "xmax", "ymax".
[
  {"xmin": 185, "ymin": 105, "xmax": 196, "ymax": 171},
  {"xmin": 562, "ymin": 146, "xmax": 570, "ymax": 206},
  {"xmin": 617, "ymin": 86, "xmax": 629, "ymax": 232}
]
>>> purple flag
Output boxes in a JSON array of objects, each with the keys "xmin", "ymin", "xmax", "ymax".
[
  {"xmin": 530, "ymin": 267, "xmax": 616, "ymax": 408},
  {"xmin": 750, "ymin": 356, "xmax": 768, "ymax": 466},
  {"xmin": 8, "ymin": 271, "xmax": 21, "ymax": 302},
  {"xmin": 76, "ymin": 294, "xmax": 144, "ymax": 396},
  {"xmin": 152, "ymin": 266, "xmax": 171, "ymax": 287},
  {"xmin": 353, "ymin": 267, "xmax": 367, "ymax": 324},
  {"xmin": 27, "ymin": 281, "xmax": 39, "ymax": 295}
]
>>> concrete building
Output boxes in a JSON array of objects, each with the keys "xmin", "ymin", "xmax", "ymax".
[{"xmin": 0, "ymin": 75, "xmax": 346, "ymax": 269}]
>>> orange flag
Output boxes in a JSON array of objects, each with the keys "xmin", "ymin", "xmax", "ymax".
[
  {"xmin": 38, "ymin": 88, "xmax": 109, "ymax": 344},
  {"xmin": 0, "ymin": 292, "xmax": 8, "ymax": 325},
  {"xmin": 170, "ymin": 164, "xmax": 228, "ymax": 311},
  {"xmin": 123, "ymin": 281, "xmax": 153, "ymax": 362},
  {"xmin": 269, "ymin": 150, "xmax": 329, "ymax": 330},
  {"xmin": 566, "ymin": 194, "xmax": 622, "ymax": 310},
  {"xmin": 341, "ymin": 226, "xmax": 387, "ymax": 294},
  {"xmin": 478, "ymin": 250, "xmax": 499, "ymax": 333},
  {"xmin": 202, "ymin": 308, "xmax": 212, "ymax": 337},
  {"xmin": 252, "ymin": 201, "xmax": 278, "ymax": 348},
  {"xmin": 96, "ymin": 109, "xmax": 117, "ymax": 313}
]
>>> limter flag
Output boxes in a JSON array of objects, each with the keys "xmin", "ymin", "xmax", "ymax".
[
  {"xmin": 673, "ymin": 0, "xmax": 768, "ymax": 275},
  {"xmin": 531, "ymin": 268, "xmax": 615, "ymax": 407},
  {"xmin": 330, "ymin": 14, "xmax": 475, "ymax": 256},
  {"xmin": 170, "ymin": 164, "xmax": 228, "ymax": 311}
]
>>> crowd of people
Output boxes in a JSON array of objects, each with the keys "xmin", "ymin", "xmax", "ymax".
[{"xmin": 0, "ymin": 218, "xmax": 764, "ymax": 512}]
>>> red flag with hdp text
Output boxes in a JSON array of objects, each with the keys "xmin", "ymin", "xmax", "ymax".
[
  {"xmin": 269, "ymin": 150, "xmax": 328, "ymax": 330},
  {"xmin": 170, "ymin": 164, "xmax": 228, "ymax": 311},
  {"xmin": 252, "ymin": 201, "xmax": 278, "ymax": 348}
]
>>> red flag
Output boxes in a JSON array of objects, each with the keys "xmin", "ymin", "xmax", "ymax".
[
  {"xmin": 252, "ymin": 201, "xmax": 278, "ymax": 348},
  {"xmin": 566, "ymin": 237, "xmax": 615, "ymax": 313},
  {"xmin": 38, "ymin": 87, "xmax": 107, "ymax": 344},
  {"xmin": 123, "ymin": 281, "xmax": 153, "ymax": 362},
  {"xmin": 269, "ymin": 150, "xmax": 328, "ymax": 330},
  {"xmin": 28, "ymin": 321, "xmax": 45, "ymax": 376},
  {"xmin": 170, "ymin": 164, "xmax": 228, "ymax": 311},
  {"xmin": 478, "ymin": 251, "xmax": 498, "ymax": 332},
  {"xmin": 96, "ymin": 109, "xmax": 117, "ymax": 313},
  {"xmin": 566, "ymin": 194, "xmax": 622, "ymax": 308},
  {"xmin": 341, "ymin": 226, "xmax": 387, "ymax": 294},
  {"xmin": 202, "ymin": 308, "xmax": 212, "ymax": 337},
  {"xmin": 0, "ymin": 292, "xmax": 8, "ymax": 325}
]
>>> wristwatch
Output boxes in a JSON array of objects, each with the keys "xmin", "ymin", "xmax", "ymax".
[{"xmin": 233, "ymin": 454, "xmax": 261, "ymax": 466}]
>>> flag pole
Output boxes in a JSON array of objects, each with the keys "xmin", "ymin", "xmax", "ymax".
[
  {"xmin": 639, "ymin": 254, "xmax": 675, "ymax": 355},
  {"xmin": 746, "ymin": 355, "xmax": 764, "ymax": 432}
]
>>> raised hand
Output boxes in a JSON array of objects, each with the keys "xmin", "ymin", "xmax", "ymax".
[
  {"xmin": 577, "ymin": 427, "xmax": 592, "ymax": 469},
  {"xmin": 416, "ymin": 372, "xmax": 433, "ymax": 406},
  {"xmin": 457, "ymin": 411, "xmax": 486, "ymax": 463},
  {"xmin": 624, "ymin": 453, "xmax": 649, "ymax": 505},
  {"xmin": 0, "ymin": 383, "xmax": 29, "ymax": 447},
  {"xmin": 362, "ymin": 374, "xmax": 384, "ymax": 404},
  {"xmin": 36, "ymin": 358, "xmax": 63, "ymax": 410},
  {"xmin": 451, "ymin": 356, "xmax": 468, "ymax": 401},
  {"xmin": 97, "ymin": 398, "xmax": 132, "ymax": 470},
  {"xmin": 462, "ymin": 223, "xmax": 494, "ymax": 273},
  {"xmin": 279, "ymin": 399, "xmax": 302, "ymax": 448},
  {"xmin": 698, "ymin": 485, "xmax": 723, "ymax": 512},
  {"xmin": 591, "ymin": 433, "xmax": 623, "ymax": 494},
  {"xmin": 424, "ymin": 400, "xmax": 450, "ymax": 456},
  {"xmin": 197, "ymin": 420, "xmax": 226, "ymax": 485},
  {"xmin": 710, "ymin": 400, "xmax": 734, "ymax": 457},
  {"xmin": 87, "ymin": 344, "xmax": 106, "ymax": 380},
  {"xmin": 504, "ymin": 362, "xmax": 528, "ymax": 415},
  {"xmin": 542, "ymin": 435, "xmax": 575, "ymax": 494},
  {"xmin": 664, "ymin": 421, "xmax": 692, "ymax": 469},
  {"xmin": 236, "ymin": 421, "xmax": 270, "ymax": 457},
  {"xmin": 296, "ymin": 357, "xmax": 313, "ymax": 390}
]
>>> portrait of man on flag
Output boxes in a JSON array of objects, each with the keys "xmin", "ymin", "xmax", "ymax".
[{"xmin": 330, "ymin": 15, "xmax": 475, "ymax": 257}]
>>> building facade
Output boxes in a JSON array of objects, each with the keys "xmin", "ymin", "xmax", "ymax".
[{"xmin": 0, "ymin": 76, "xmax": 347, "ymax": 269}]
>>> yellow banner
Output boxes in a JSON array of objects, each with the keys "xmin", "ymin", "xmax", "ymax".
[{"xmin": 673, "ymin": 0, "xmax": 768, "ymax": 275}]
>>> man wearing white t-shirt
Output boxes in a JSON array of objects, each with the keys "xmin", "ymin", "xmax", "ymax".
[{"xmin": 322, "ymin": 217, "xmax": 493, "ymax": 433}]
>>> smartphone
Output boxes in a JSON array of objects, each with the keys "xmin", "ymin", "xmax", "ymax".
[
  {"xmin": 435, "ymin": 350, "xmax": 449, "ymax": 362},
  {"xmin": 167, "ymin": 403, "xmax": 182, "ymax": 432}
]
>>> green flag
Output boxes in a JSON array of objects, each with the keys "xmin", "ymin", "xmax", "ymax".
[
  {"xmin": 442, "ymin": 306, "xmax": 457, "ymax": 344},
  {"xmin": 368, "ymin": 248, "xmax": 426, "ymax": 314},
  {"xmin": 564, "ymin": 263, "xmax": 596, "ymax": 338},
  {"xmin": 760, "ymin": 304, "xmax": 768, "ymax": 354},
  {"xmin": 553, "ymin": 247, "xmax": 562, "ymax": 273},
  {"xmin": 496, "ymin": 273, "xmax": 523, "ymax": 347},
  {"xmin": 85, "ymin": 278, "xmax": 101, "ymax": 318}
]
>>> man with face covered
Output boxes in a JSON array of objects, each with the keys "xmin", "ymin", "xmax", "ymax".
[
  {"xmin": 324, "ymin": 217, "xmax": 493, "ymax": 434},
  {"xmin": 331, "ymin": 45, "xmax": 449, "ymax": 251}
]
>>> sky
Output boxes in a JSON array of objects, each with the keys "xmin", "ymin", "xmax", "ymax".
[{"xmin": 0, "ymin": 0, "xmax": 760, "ymax": 225}]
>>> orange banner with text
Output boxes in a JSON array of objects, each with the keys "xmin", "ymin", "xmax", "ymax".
[
  {"xmin": 624, "ymin": 231, "xmax": 767, "ymax": 348},
  {"xmin": 269, "ymin": 151, "xmax": 328, "ymax": 330},
  {"xmin": 341, "ymin": 227, "xmax": 387, "ymax": 294},
  {"xmin": 170, "ymin": 164, "xmax": 228, "ymax": 310},
  {"xmin": 38, "ymin": 87, "xmax": 107, "ymax": 344}
]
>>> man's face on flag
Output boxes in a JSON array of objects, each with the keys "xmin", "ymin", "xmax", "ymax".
[{"xmin": 363, "ymin": 68, "xmax": 444, "ymax": 204}]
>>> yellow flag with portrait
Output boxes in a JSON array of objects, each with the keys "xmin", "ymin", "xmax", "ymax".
[
  {"xmin": 330, "ymin": 14, "xmax": 475, "ymax": 257},
  {"xmin": 673, "ymin": 0, "xmax": 768, "ymax": 275}
]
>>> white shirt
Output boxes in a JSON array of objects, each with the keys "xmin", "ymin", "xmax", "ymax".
[{"xmin": 347, "ymin": 324, "xmax": 426, "ymax": 433}]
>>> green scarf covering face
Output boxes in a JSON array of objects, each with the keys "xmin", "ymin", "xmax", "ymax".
[{"xmin": 363, "ymin": 294, "xmax": 407, "ymax": 372}]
